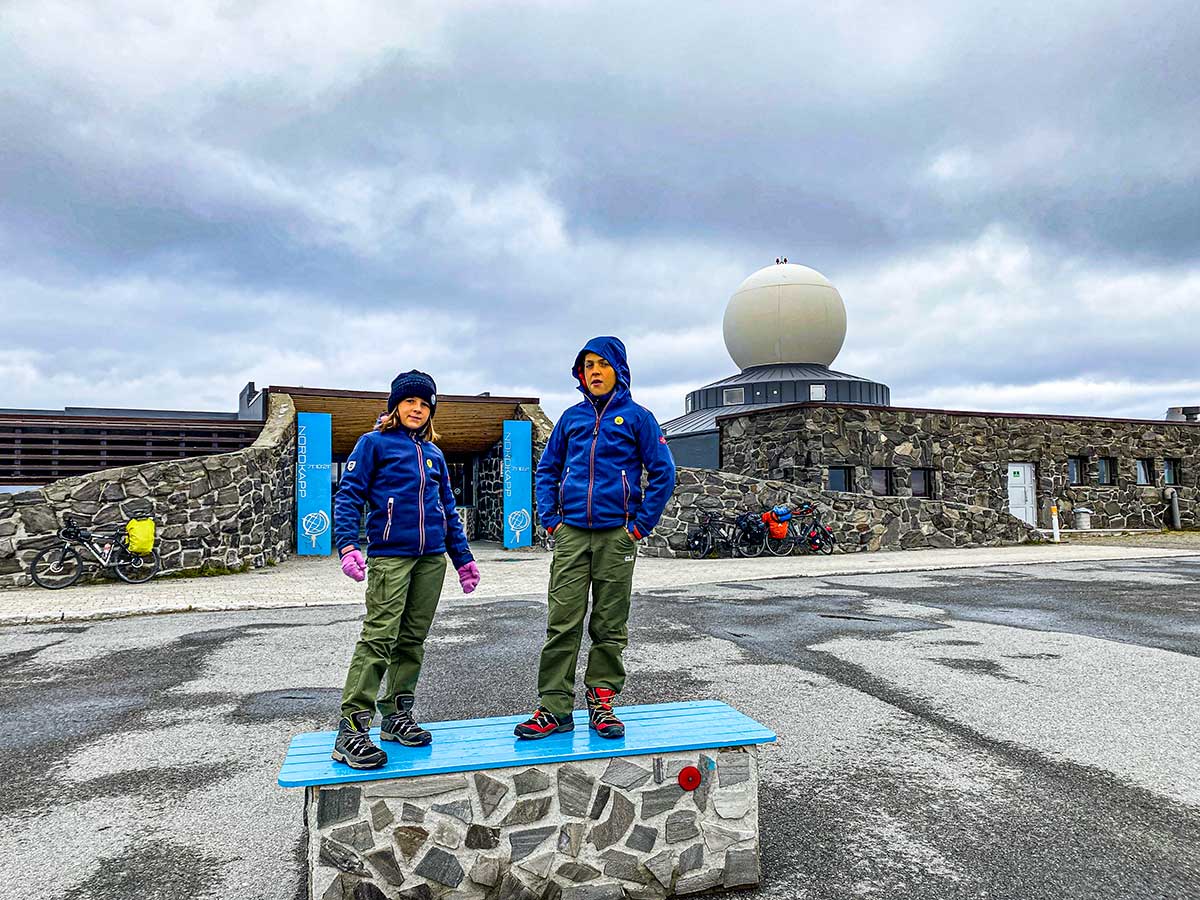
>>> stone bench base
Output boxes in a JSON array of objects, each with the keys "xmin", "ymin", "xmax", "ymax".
[{"xmin": 310, "ymin": 746, "xmax": 762, "ymax": 899}]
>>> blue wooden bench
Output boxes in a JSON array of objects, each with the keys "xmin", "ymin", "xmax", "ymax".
[
  {"xmin": 285, "ymin": 700, "xmax": 775, "ymax": 899},
  {"xmin": 279, "ymin": 699, "xmax": 775, "ymax": 788}
]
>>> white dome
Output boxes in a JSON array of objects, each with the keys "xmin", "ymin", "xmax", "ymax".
[{"xmin": 722, "ymin": 263, "xmax": 847, "ymax": 369}]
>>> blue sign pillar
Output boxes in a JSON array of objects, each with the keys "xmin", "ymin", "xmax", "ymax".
[
  {"xmin": 503, "ymin": 420, "xmax": 533, "ymax": 549},
  {"xmin": 296, "ymin": 412, "xmax": 333, "ymax": 555}
]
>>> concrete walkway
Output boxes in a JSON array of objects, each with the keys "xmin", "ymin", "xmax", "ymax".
[{"xmin": 2, "ymin": 541, "xmax": 1196, "ymax": 627}]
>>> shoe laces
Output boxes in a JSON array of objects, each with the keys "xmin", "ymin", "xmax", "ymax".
[
  {"xmin": 588, "ymin": 691, "xmax": 619, "ymax": 725},
  {"xmin": 342, "ymin": 726, "xmax": 378, "ymax": 755},
  {"xmin": 389, "ymin": 708, "xmax": 426, "ymax": 736},
  {"xmin": 529, "ymin": 707, "xmax": 557, "ymax": 727}
]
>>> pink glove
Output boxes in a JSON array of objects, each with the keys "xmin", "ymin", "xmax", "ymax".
[
  {"xmin": 340, "ymin": 549, "xmax": 366, "ymax": 582},
  {"xmin": 458, "ymin": 561, "xmax": 480, "ymax": 594}
]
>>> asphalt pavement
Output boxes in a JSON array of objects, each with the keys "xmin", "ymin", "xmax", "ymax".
[{"xmin": 2, "ymin": 555, "xmax": 1198, "ymax": 899}]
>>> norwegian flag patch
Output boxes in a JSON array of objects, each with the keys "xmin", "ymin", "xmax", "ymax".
[{"xmin": 659, "ymin": 436, "xmax": 668, "ymax": 444}]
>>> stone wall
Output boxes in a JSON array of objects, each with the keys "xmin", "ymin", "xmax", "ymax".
[
  {"xmin": 640, "ymin": 467, "xmax": 1040, "ymax": 558},
  {"xmin": 719, "ymin": 403, "xmax": 1200, "ymax": 530},
  {"xmin": 0, "ymin": 393, "xmax": 297, "ymax": 589},
  {"xmin": 307, "ymin": 746, "xmax": 761, "ymax": 900},
  {"xmin": 460, "ymin": 506, "xmax": 478, "ymax": 543},
  {"xmin": 476, "ymin": 443, "xmax": 503, "ymax": 543},
  {"xmin": 476, "ymin": 404, "xmax": 553, "ymax": 545}
]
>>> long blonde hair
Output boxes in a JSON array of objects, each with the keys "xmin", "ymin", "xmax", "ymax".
[{"xmin": 377, "ymin": 406, "xmax": 440, "ymax": 443}]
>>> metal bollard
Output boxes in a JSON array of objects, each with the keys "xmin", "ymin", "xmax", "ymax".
[{"xmin": 1165, "ymin": 488, "xmax": 1182, "ymax": 531}]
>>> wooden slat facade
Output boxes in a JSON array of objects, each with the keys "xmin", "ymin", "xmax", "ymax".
[
  {"xmin": 0, "ymin": 414, "xmax": 263, "ymax": 486},
  {"xmin": 271, "ymin": 386, "xmax": 539, "ymax": 457},
  {"xmin": 0, "ymin": 386, "xmax": 541, "ymax": 488}
]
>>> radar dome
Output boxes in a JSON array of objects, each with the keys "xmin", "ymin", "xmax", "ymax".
[{"xmin": 722, "ymin": 263, "xmax": 847, "ymax": 369}]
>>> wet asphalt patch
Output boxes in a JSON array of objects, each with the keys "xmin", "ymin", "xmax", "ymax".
[
  {"xmin": 628, "ymin": 577, "xmax": 1200, "ymax": 898},
  {"xmin": 233, "ymin": 688, "xmax": 344, "ymax": 722},
  {"xmin": 927, "ymin": 656, "xmax": 1027, "ymax": 682},
  {"xmin": 59, "ymin": 838, "xmax": 226, "ymax": 900},
  {"xmin": 0, "ymin": 639, "xmax": 65, "ymax": 677},
  {"xmin": 0, "ymin": 618, "xmax": 319, "ymax": 823},
  {"xmin": 68, "ymin": 762, "xmax": 239, "ymax": 806},
  {"xmin": 3, "ymin": 558, "xmax": 1198, "ymax": 898},
  {"xmin": 820, "ymin": 567, "xmax": 1200, "ymax": 658}
]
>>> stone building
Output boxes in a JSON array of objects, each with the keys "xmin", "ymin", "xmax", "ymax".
[
  {"xmin": 719, "ymin": 402, "xmax": 1198, "ymax": 531},
  {"xmin": 661, "ymin": 261, "xmax": 1199, "ymax": 536}
]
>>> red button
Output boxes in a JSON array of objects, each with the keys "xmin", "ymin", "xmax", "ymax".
[{"xmin": 678, "ymin": 766, "xmax": 702, "ymax": 791}]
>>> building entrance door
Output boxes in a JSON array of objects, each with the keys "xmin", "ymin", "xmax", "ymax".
[{"xmin": 1006, "ymin": 463, "xmax": 1037, "ymax": 525}]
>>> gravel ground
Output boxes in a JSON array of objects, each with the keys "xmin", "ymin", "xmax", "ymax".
[
  {"xmin": 1, "ymin": 555, "xmax": 1198, "ymax": 899},
  {"xmin": 1065, "ymin": 529, "xmax": 1200, "ymax": 550}
]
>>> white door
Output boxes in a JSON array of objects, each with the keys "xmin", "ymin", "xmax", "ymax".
[{"xmin": 1006, "ymin": 463, "xmax": 1037, "ymax": 525}]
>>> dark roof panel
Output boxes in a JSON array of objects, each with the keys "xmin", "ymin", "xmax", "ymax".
[
  {"xmin": 698, "ymin": 364, "xmax": 874, "ymax": 387},
  {"xmin": 662, "ymin": 403, "xmax": 781, "ymax": 436}
]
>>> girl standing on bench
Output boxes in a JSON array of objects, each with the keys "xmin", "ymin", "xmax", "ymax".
[{"xmin": 331, "ymin": 370, "xmax": 481, "ymax": 769}]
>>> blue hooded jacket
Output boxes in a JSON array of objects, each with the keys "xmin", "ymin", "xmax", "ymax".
[
  {"xmin": 535, "ymin": 336, "xmax": 677, "ymax": 535},
  {"xmin": 333, "ymin": 427, "xmax": 473, "ymax": 568}
]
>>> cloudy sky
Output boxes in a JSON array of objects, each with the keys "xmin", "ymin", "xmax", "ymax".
[{"xmin": 2, "ymin": 1, "xmax": 1198, "ymax": 422}]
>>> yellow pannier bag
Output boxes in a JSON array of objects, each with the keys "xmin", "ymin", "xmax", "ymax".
[{"xmin": 125, "ymin": 518, "xmax": 156, "ymax": 555}]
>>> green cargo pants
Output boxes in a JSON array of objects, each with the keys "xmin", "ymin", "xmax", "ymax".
[
  {"xmin": 537, "ymin": 524, "xmax": 638, "ymax": 717},
  {"xmin": 340, "ymin": 553, "xmax": 447, "ymax": 719}
]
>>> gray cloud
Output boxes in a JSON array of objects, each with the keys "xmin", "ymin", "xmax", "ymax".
[{"xmin": 1, "ymin": 1, "xmax": 1198, "ymax": 423}]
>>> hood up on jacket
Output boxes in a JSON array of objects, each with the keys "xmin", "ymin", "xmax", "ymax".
[{"xmin": 572, "ymin": 336, "xmax": 631, "ymax": 400}]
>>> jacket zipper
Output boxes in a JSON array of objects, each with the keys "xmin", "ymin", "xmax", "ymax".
[
  {"xmin": 383, "ymin": 497, "xmax": 394, "ymax": 542},
  {"xmin": 413, "ymin": 434, "xmax": 426, "ymax": 555},
  {"xmin": 586, "ymin": 398, "xmax": 611, "ymax": 527},
  {"xmin": 621, "ymin": 470, "xmax": 630, "ymax": 526},
  {"xmin": 559, "ymin": 466, "xmax": 569, "ymax": 513}
]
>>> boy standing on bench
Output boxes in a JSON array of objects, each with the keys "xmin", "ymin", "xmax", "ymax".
[{"xmin": 515, "ymin": 337, "xmax": 676, "ymax": 740}]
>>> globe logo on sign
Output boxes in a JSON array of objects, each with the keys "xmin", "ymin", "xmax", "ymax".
[
  {"xmin": 507, "ymin": 508, "xmax": 531, "ymax": 544},
  {"xmin": 302, "ymin": 510, "xmax": 330, "ymax": 548}
]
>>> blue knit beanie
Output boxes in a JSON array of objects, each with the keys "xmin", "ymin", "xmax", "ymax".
[{"xmin": 388, "ymin": 370, "xmax": 437, "ymax": 415}]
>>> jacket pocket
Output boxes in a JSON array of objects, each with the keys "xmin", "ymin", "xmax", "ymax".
[
  {"xmin": 558, "ymin": 466, "xmax": 570, "ymax": 513},
  {"xmin": 621, "ymin": 469, "xmax": 630, "ymax": 526},
  {"xmin": 383, "ymin": 497, "xmax": 394, "ymax": 542}
]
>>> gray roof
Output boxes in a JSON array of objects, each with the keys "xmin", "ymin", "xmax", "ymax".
[
  {"xmin": 661, "ymin": 403, "xmax": 782, "ymax": 437},
  {"xmin": 697, "ymin": 363, "xmax": 875, "ymax": 387}
]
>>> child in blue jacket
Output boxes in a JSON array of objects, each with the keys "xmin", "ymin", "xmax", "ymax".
[
  {"xmin": 516, "ymin": 336, "xmax": 676, "ymax": 739},
  {"xmin": 331, "ymin": 370, "xmax": 480, "ymax": 769}
]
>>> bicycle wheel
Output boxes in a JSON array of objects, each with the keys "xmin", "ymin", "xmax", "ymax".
[
  {"xmin": 114, "ymin": 548, "xmax": 161, "ymax": 584},
  {"xmin": 686, "ymin": 528, "xmax": 713, "ymax": 560},
  {"xmin": 30, "ymin": 545, "xmax": 85, "ymax": 589},
  {"xmin": 735, "ymin": 528, "xmax": 767, "ymax": 558},
  {"xmin": 817, "ymin": 531, "xmax": 836, "ymax": 555},
  {"xmin": 765, "ymin": 533, "xmax": 796, "ymax": 556}
]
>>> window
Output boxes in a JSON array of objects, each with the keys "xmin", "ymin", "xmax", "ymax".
[
  {"xmin": 723, "ymin": 387, "xmax": 745, "ymax": 405},
  {"xmin": 828, "ymin": 466, "xmax": 855, "ymax": 492},
  {"xmin": 686, "ymin": 395, "xmax": 693, "ymax": 413},
  {"xmin": 1136, "ymin": 459, "xmax": 1154, "ymax": 485},
  {"xmin": 871, "ymin": 467, "xmax": 893, "ymax": 495},
  {"xmin": 911, "ymin": 467, "xmax": 935, "ymax": 498},
  {"xmin": 1165, "ymin": 459, "xmax": 1182, "ymax": 485},
  {"xmin": 1097, "ymin": 457, "xmax": 1117, "ymax": 485},
  {"xmin": 1068, "ymin": 456, "xmax": 1087, "ymax": 485},
  {"xmin": 809, "ymin": 384, "xmax": 827, "ymax": 401}
]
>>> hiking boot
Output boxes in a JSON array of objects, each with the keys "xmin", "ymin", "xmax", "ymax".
[
  {"xmin": 514, "ymin": 707, "xmax": 574, "ymax": 740},
  {"xmin": 380, "ymin": 694, "xmax": 432, "ymax": 747},
  {"xmin": 586, "ymin": 687, "xmax": 625, "ymax": 739},
  {"xmin": 331, "ymin": 710, "xmax": 387, "ymax": 769}
]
